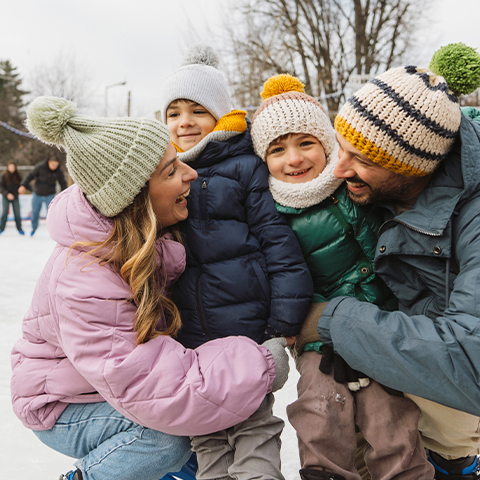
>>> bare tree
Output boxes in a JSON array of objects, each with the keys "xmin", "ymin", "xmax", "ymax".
[
  {"xmin": 219, "ymin": 0, "xmax": 430, "ymax": 113},
  {"xmin": 460, "ymin": 88, "xmax": 480, "ymax": 107},
  {"xmin": 25, "ymin": 50, "xmax": 93, "ymax": 110}
]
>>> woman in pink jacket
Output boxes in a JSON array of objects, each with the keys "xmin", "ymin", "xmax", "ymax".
[{"xmin": 11, "ymin": 97, "xmax": 288, "ymax": 480}]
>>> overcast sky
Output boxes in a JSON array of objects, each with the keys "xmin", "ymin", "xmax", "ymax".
[{"xmin": 1, "ymin": 0, "xmax": 479, "ymax": 118}]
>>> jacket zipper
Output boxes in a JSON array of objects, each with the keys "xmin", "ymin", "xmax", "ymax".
[{"xmin": 378, "ymin": 218, "xmax": 441, "ymax": 237}]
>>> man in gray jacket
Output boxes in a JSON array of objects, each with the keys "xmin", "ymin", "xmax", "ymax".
[{"xmin": 297, "ymin": 44, "xmax": 480, "ymax": 480}]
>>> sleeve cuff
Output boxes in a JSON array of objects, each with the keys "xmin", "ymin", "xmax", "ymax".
[{"xmin": 318, "ymin": 296, "xmax": 359, "ymax": 345}]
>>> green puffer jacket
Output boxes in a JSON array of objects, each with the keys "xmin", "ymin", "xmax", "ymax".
[{"xmin": 276, "ymin": 183, "xmax": 397, "ymax": 310}]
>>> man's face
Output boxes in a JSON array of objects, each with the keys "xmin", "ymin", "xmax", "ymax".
[{"xmin": 334, "ymin": 133, "xmax": 425, "ymax": 206}]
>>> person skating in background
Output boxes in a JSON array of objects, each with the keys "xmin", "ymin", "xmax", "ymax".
[
  {"xmin": 12, "ymin": 96, "xmax": 289, "ymax": 480},
  {"xmin": 299, "ymin": 43, "xmax": 480, "ymax": 480},
  {"xmin": 251, "ymin": 73, "xmax": 433, "ymax": 480},
  {"xmin": 159, "ymin": 43, "xmax": 313, "ymax": 480},
  {"xmin": 18, "ymin": 153, "xmax": 67, "ymax": 235},
  {"xmin": 0, "ymin": 161, "xmax": 24, "ymax": 234}
]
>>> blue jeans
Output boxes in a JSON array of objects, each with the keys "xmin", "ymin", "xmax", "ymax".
[
  {"xmin": 34, "ymin": 402, "xmax": 192, "ymax": 480},
  {"xmin": 30, "ymin": 192, "xmax": 55, "ymax": 231},
  {"xmin": 0, "ymin": 195, "xmax": 22, "ymax": 231}
]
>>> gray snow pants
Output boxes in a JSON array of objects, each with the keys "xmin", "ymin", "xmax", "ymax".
[{"xmin": 190, "ymin": 393, "xmax": 285, "ymax": 480}]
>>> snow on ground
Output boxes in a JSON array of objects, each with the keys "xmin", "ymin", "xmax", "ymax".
[{"xmin": 0, "ymin": 220, "xmax": 301, "ymax": 479}]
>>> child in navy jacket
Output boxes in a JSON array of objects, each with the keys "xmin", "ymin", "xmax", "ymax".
[{"xmin": 159, "ymin": 44, "xmax": 313, "ymax": 480}]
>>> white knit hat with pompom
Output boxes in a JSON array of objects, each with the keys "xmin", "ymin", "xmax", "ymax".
[
  {"xmin": 159, "ymin": 43, "xmax": 232, "ymax": 122},
  {"xmin": 26, "ymin": 96, "xmax": 170, "ymax": 217}
]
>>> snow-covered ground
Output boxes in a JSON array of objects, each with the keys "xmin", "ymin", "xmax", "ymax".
[{"xmin": 0, "ymin": 220, "xmax": 301, "ymax": 479}]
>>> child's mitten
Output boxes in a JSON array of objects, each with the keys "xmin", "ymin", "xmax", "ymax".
[{"xmin": 262, "ymin": 337, "xmax": 290, "ymax": 392}]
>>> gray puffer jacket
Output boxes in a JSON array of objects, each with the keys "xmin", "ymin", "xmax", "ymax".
[{"xmin": 317, "ymin": 112, "xmax": 480, "ymax": 416}]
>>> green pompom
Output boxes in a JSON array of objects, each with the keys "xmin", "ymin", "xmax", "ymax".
[
  {"xmin": 26, "ymin": 96, "xmax": 77, "ymax": 145},
  {"xmin": 429, "ymin": 43, "xmax": 480, "ymax": 97}
]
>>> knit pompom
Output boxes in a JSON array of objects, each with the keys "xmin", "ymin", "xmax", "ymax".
[
  {"xmin": 261, "ymin": 74, "xmax": 305, "ymax": 100},
  {"xmin": 181, "ymin": 43, "xmax": 219, "ymax": 68},
  {"xmin": 26, "ymin": 96, "xmax": 77, "ymax": 145},
  {"xmin": 429, "ymin": 42, "xmax": 480, "ymax": 97}
]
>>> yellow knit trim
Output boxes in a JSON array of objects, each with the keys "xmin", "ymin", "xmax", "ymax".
[
  {"xmin": 172, "ymin": 141, "xmax": 183, "ymax": 153},
  {"xmin": 213, "ymin": 110, "xmax": 247, "ymax": 133},
  {"xmin": 334, "ymin": 116, "xmax": 427, "ymax": 177},
  {"xmin": 171, "ymin": 110, "xmax": 247, "ymax": 154}
]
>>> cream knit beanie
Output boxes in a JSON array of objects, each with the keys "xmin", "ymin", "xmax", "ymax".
[
  {"xmin": 26, "ymin": 96, "xmax": 170, "ymax": 217},
  {"xmin": 159, "ymin": 43, "xmax": 232, "ymax": 122},
  {"xmin": 251, "ymin": 74, "xmax": 336, "ymax": 162},
  {"xmin": 335, "ymin": 43, "xmax": 480, "ymax": 176}
]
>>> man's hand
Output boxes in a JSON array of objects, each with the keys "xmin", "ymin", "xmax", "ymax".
[
  {"xmin": 292, "ymin": 302, "xmax": 328, "ymax": 357},
  {"xmin": 18, "ymin": 186, "xmax": 26, "ymax": 194},
  {"xmin": 319, "ymin": 346, "xmax": 370, "ymax": 391}
]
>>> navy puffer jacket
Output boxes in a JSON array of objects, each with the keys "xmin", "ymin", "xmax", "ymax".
[{"xmin": 173, "ymin": 127, "xmax": 313, "ymax": 349}]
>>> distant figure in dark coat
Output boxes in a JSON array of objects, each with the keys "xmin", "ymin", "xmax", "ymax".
[
  {"xmin": 18, "ymin": 155, "xmax": 67, "ymax": 235},
  {"xmin": 0, "ymin": 161, "xmax": 24, "ymax": 234}
]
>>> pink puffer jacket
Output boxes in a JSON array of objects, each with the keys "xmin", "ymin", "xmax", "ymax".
[{"xmin": 11, "ymin": 185, "xmax": 275, "ymax": 435}]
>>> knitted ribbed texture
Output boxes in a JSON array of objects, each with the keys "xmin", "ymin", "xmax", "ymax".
[
  {"xmin": 213, "ymin": 109, "xmax": 248, "ymax": 133},
  {"xmin": 159, "ymin": 44, "xmax": 231, "ymax": 122},
  {"xmin": 335, "ymin": 65, "xmax": 462, "ymax": 177},
  {"xmin": 251, "ymin": 77, "xmax": 336, "ymax": 164},
  {"xmin": 26, "ymin": 96, "xmax": 170, "ymax": 217}
]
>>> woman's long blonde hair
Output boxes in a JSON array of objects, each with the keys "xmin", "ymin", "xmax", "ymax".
[{"xmin": 73, "ymin": 186, "xmax": 182, "ymax": 344}]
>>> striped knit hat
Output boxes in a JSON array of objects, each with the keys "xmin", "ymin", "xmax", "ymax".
[
  {"xmin": 26, "ymin": 96, "xmax": 171, "ymax": 217},
  {"xmin": 335, "ymin": 43, "xmax": 480, "ymax": 177},
  {"xmin": 159, "ymin": 43, "xmax": 232, "ymax": 123},
  {"xmin": 251, "ymin": 74, "xmax": 336, "ymax": 162}
]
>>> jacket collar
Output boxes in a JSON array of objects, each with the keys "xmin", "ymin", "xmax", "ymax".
[{"xmin": 380, "ymin": 114, "xmax": 480, "ymax": 236}]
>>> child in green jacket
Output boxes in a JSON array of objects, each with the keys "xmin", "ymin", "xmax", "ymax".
[{"xmin": 251, "ymin": 75, "xmax": 434, "ymax": 480}]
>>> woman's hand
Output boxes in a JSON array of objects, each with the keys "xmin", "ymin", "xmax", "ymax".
[{"xmin": 7, "ymin": 193, "xmax": 14, "ymax": 201}]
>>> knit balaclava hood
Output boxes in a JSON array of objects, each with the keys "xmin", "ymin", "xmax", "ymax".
[
  {"xmin": 335, "ymin": 42, "xmax": 480, "ymax": 177},
  {"xmin": 251, "ymin": 74, "xmax": 336, "ymax": 162},
  {"xmin": 251, "ymin": 74, "xmax": 341, "ymax": 209},
  {"xmin": 26, "ymin": 96, "xmax": 171, "ymax": 217},
  {"xmin": 159, "ymin": 43, "xmax": 232, "ymax": 123}
]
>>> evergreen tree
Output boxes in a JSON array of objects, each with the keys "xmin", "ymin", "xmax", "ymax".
[{"xmin": 0, "ymin": 60, "xmax": 28, "ymax": 162}]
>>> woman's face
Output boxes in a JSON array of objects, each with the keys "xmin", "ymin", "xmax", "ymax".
[
  {"xmin": 7, "ymin": 163, "xmax": 16, "ymax": 173},
  {"xmin": 149, "ymin": 143, "xmax": 198, "ymax": 228}
]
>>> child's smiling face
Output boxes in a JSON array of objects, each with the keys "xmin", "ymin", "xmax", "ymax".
[
  {"xmin": 166, "ymin": 99, "xmax": 217, "ymax": 152},
  {"xmin": 265, "ymin": 133, "xmax": 327, "ymax": 183}
]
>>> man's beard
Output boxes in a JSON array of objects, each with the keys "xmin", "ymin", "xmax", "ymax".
[{"xmin": 345, "ymin": 174, "xmax": 418, "ymax": 206}]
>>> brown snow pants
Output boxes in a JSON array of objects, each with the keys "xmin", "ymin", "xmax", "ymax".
[{"xmin": 287, "ymin": 352, "xmax": 434, "ymax": 480}]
